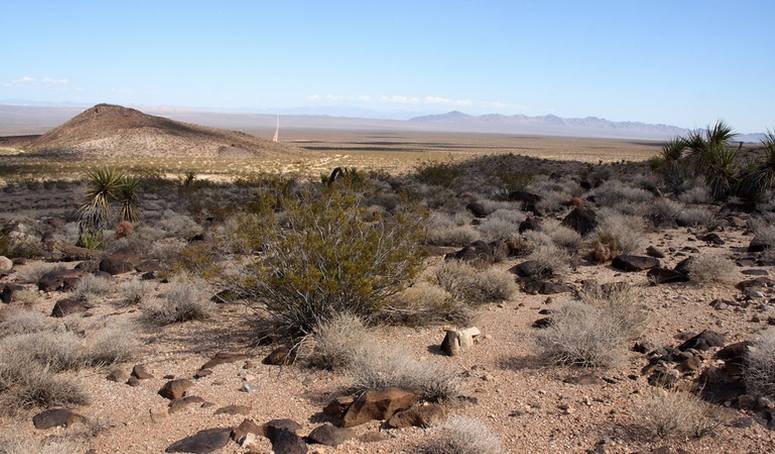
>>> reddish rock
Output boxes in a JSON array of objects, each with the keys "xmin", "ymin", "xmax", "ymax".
[
  {"xmin": 32, "ymin": 408, "xmax": 85, "ymax": 429},
  {"xmin": 158, "ymin": 379, "xmax": 194, "ymax": 400},
  {"xmin": 341, "ymin": 387, "xmax": 418, "ymax": 427}
]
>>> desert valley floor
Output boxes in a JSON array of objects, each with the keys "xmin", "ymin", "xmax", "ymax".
[{"xmin": 1, "ymin": 114, "xmax": 775, "ymax": 454}]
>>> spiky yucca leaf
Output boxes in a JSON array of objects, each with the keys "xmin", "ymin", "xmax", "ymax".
[{"xmin": 740, "ymin": 131, "xmax": 775, "ymax": 199}]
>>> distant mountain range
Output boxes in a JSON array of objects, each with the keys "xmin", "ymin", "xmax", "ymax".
[
  {"xmin": 0, "ymin": 103, "xmax": 766, "ymax": 142},
  {"xmin": 409, "ymin": 111, "xmax": 766, "ymax": 142}
]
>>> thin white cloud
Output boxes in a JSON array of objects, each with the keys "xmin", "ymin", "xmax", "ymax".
[{"xmin": 4, "ymin": 76, "xmax": 71, "ymax": 87}]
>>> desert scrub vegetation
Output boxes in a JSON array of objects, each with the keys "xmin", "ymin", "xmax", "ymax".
[
  {"xmin": 426, "ymin": 212, "xmax": 480, "ymax": 246},
  {"xmin": 435, "ymin": 261, "xmax": 517, "ymax": 304},
  {"xmin": 686, "ymin": 255, "xmax": 738, "ymax": 284},
  {"xmin": 16, "ymin": 262, "xmax": 65, "ymax": 284},
  {"xmin": 744, "ymin": 328, "xmax": 775, "ymax": 399},
  {"xmin": 77, "ymin": 167, "xmax": 142, "ymax": 231},
  {"xmin": 238, "ymin": 186, "xmax": 425, "ymax": 340},
  {"xmin": 116, "ymin": 278, "xmax": 153, "ymax": 307},
  {"xmin": 383, "ymin": 282, "xmax": 472, "ymax": 327},
  {"xmin": 73, "ymin": 273, "xmax": 113, "ymax": 302},
  {"xmin": 535, "ymin": 285, "xmax": 646, "ymax": 367},
  {"xmin": 421, "ymin": 416, "xmax": 503, "ymax": 454},
  {"xmin": 351, "ymin": 345, "xmax": 462, "ymax": 402},
  {"xmin": 590, "ymin": 210, "xmax": 645, "ymax": 260},
  {"xmin": 637, "ymin": 390, "xmax": 716, "ymax": 439},
  {"xmin": 0, "ymin": 315, "xmax": 134, "ymax": 415},
  {"xmin": 414, "ymin": 161, "xmax": 462, "ymax": 188},
  {"xmin": 591, "ymin": 179, "xmax": 654, "ymax": 208},
  {"xmin": 653, "ymin": 122, "xmax": 775, "ymax": 201},
  {"xmin": 305, "ymin": 312, "xmax": 371, "ymax": 371},
  {"xmin": 142, "ymin": 276, "xmax": 214, "ymax": 325}
]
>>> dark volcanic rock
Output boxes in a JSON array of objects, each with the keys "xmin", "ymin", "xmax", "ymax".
[
  {"xmin": 465, "ymin": 201, "xmax": 487, "ymax": 218},
  {"xmin": 444, "ymin": 240, "xmax": 495, "ymax": 263},
  {"xmin": 561, "ymin": 207, "xmax": 598, "ymax": 235},
  {"xmin": 165, "ymin": 428, "xmax": 232, "ymax": 453},
  {"xmin": 51, "ymin": 296, "xmax": 89, "ymax": 317},
  {"xmin": 678, "ymin": 330, "xmax": 725, "ymax": 352},
  {"xmin": 510, "ymin": 260, "xmax": 552, "ymax": 279},
  {"xmin": 32, "ymin": 408, "xmax": 85, "ymax": 429},
  {"xmin": 647, "ymin": 267, "xmax": 689, "ymax": 284},
  {"xmin": 518, "ymin": 216, "xmax": 542, "ymax": 233},
  {"xmin": 99, "ymin": 252, "xmax": 137, "ymax": 275},
  {"xmin": 520, "ymin": 279, "xmax": 573, "ymax": 295},
  {"xmin": 507, "ymin": 191, "xmax": 541, "ymax": 212},
  {"xmin": 38, "ymin": 269, "xmax": 82, "ymax": 292},
  {"xmin": 611, "ymin": 255, "xmax": 659, "ymax": 272},
  {"xmin": 1, "ymin": 283, "xmax": 24, "ymax": 304},
  {"xmin": 646, "ymin": 246, "xmax": 665, "ymax": 258},
  {"xmin": 306, "ymin": 423, "xmax": 354, "ymax": 447}
]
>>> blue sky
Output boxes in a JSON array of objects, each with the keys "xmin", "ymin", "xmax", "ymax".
[{"xmin": 1, "ymin": 1, "xmax": 773, "ymax": 131}]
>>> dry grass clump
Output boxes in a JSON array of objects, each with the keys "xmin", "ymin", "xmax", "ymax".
[
  {"xmin": 592, "ymin": 210, "xmax": 645, "ymax": 257},
  {"xmin": 116, "ymin": 278, "xmax": 153, "ymax": 307},
  {"xmin": 677, "ymin": 206, "xmax": 716, "ymax": 228},
  {"xmin": 477, "ymin": 217, "xmax": 519, "ymax": 242},
  {"xmin": 744, "ymin": 328, "xmax": 775, "ymax": 399},
  {"xmin": 426, "ymin": 212, "xmax": 480, "ymax": 246},
  {"xmin": 384, "ymin": 282, "xmax": 473, "ymax": 327},
  {"xmin": 686, "ymin": 255, "xmax": 738, "ymax": 284},
  {"xmin": 436, "ymin": 261, "xmax": 517, "ymax": 304},
  {"xmin": 678, "ymin": 182, "xmax": 713, "ymax": 204},
  {"xmin": 0, "ymin": 310, "xmax": 54, "ymax": 337},
  {"xmin": 16, "ymin": 262, "xmax": 65, "ymax": 284},
  {"xmin": 0, "ymin": 318, "xmax": 134, "ymax": 415},
  {"xmin": 142, "ymin": 276, "xmax": 214, "ymax": 325},
  {"xmin": 543, "ymin": 221, "xmax": 582, "ymax": 252},
  {"xmin": 646, "ymin": 198, "xmax": 684, "ymax": 227},
  {"xmin": 351, "ymin": 346, "xmax": 462, "ymax": 402},
  {"xmin": 637, "ymin": 390, "xmax": 716, "ymax": 438},
  {"xmin": 592, "ymin": 180, "xmax": 654, "ymax": 207},
  {"xmin": 535, "ymin": 285, "xmax": 646, "ymax": 367},
  {"xmin": 306, "ymin": 313, "xmax": 371, "ymax": 371},
  {"xmin": 421, "ymin": 416, "xmax": 503, "ymax": 454},
  {"xmin": 73, "ymin": 273, "xmax": 113, "ymax": 302},
  {"xmin": 751, "ymin": 218, "xmax": 775, "ymax": 249},
  {"xmin": 526, "ymin": 177, "xmax": 581, "ymax": 213},
  {"xmin": 524, "ymin": 243, "xmax": 571, "ymax": 277},
  {"xmin": 158, "ymin": 209, "xmax": 202, "ymax": 239}
]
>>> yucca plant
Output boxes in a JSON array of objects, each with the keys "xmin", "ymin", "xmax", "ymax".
[
  {"xmin": 740, "ymin": 132, "xmax": 775, "ymax": 200},
  {"xmin": 685, "ymin": 121, "xmax": 735, "ymax": 174},
  {"xmin": 78, "ymin": 168, "xmax": 124, "ymax": 230},
  {"xmin": 704, "ymin": 142, "xmax": 739, "ymax": 200},
  {"xmin": 116, "ymin": 175, "xmax": 141, "ymax": 222}
]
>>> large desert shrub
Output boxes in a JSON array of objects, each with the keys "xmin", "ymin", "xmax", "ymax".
[
  {"xmin": 426, "ymin": 212, "xmax": 480, "ymax": 246},
  {"xmin": 744, "ymin": 328, "xmax": 775, "ymax": 399},
  {"xmin": 535, "ymin": 285, "xmax": 646, "ymax": 367},
  {"xmin": 436, "ymin": 261, "xmax": 517, "ymax": 304},
  {"xmin": 524, "ymin": 243, "xmax": 571, "ymax": 276},
  {"xmin": 241, "ymin": 188, "xmax": 425, "ymax": 339},
  {"xmin": 421, "ymin": 416, "xmax": 503, "ymax": 454}
]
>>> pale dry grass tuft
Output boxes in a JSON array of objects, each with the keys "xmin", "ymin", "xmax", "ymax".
[
  {"xmin": 637, "ymin": 390, "xmax": 716, "ymax": 438},
  {"xmin": 686, "ymin": 255, "xmax": 738, "ymax": 284},
  {"xmin": 421, "ymin": 416, "xmax": 503, "ymax": 454}
]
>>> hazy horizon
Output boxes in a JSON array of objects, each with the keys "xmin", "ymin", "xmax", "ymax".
[{"xmin": 2, "ymin": 1, "xmax": 773, "ymax": 131}]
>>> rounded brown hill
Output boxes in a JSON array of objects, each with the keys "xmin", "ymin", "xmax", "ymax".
[{"xmin": 25, "ymin": 103, "xmax": 298, "ymax": 158}]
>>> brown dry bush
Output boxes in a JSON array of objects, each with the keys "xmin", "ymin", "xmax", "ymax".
[{"xmin": 591, "ymin": 210, "xmax": 645, "ymax": 257}]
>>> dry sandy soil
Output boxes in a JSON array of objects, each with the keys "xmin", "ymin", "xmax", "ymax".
[{"xmin": 0, "ymin": 225, "xmax": 773, "ymax": 453}]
